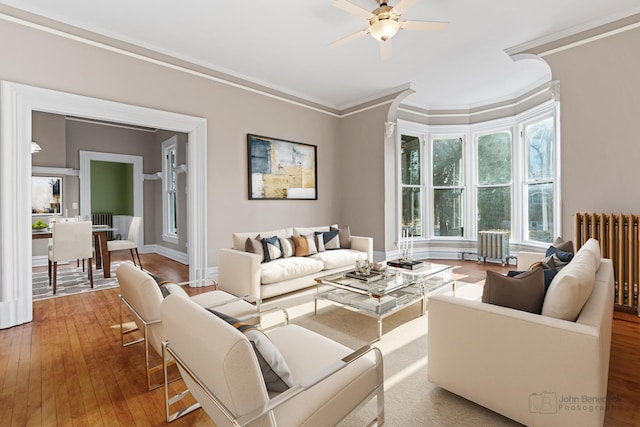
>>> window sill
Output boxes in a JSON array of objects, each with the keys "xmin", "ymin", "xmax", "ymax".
[{"xmin": 162, "ymin": 234, "xmax": 179, "ymax": 245}]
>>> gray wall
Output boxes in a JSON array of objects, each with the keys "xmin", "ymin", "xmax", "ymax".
[
  {"xmin": 1, "ymin": 14, "xmax": 341, "ymax": 268},
  {"xmin": 541, "ymin": 26, "xmax": 640, "ymax": 239}
]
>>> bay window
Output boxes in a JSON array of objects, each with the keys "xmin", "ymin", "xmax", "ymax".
[{"xmin": 398, "ymin": 101, "xmax": 559, "ymax": 247}]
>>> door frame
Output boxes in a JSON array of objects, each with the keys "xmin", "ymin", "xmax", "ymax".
[
  {"xmin": 0, "ymin": 81, "xmax": 208, "ymax": 329},
  {"xmin": 79, "ymin": 151, "xmax": 144, "ymax": 246}
]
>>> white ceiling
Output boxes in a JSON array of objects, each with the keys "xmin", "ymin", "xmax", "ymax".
[{"xmin": 1, "ymin": 0, "xmax": 639, "ymax": 111}]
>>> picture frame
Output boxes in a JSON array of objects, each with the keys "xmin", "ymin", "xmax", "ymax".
[
  {"xmin": 247, "ymin": 134, "xmax": 317, "ymax": 200},
  {"xmin": 32, "ymin": 176, "xmax": 62, "ymax": 215}
]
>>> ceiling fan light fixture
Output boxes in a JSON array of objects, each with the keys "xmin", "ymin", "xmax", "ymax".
[{"xmin": 369, "ymin": 16, "xmax": 400, "ymax": 42}]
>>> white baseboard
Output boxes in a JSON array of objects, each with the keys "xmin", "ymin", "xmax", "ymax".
[{"xmin": 144, "ymin": 244, "xmax": 188, "ymax": 264}]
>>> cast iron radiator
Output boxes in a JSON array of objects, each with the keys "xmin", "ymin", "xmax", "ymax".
[
  {"xmin": 477, "ymin": 230, "xmax": 510, "ymax": 265},
  {"xmin": 575, "ymin": 212, "xmax": 639, "ymax": 314},
  {"xmin": 91, "ymin": 212, "xmax": 114, "ymax": 240}
]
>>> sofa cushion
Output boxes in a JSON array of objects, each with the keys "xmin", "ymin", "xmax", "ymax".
[
  {"xmin": 261, "ymin": 235, "xmax": 282, "ymax": 262},
  {"xmin": 292, "ymin": 234, "xmax": 318, "ymax": 256},
  {"xmin": 260, "ymin": 257, "xmax": 324, "ymax": 285},
  {"xmin": 482, "ymin": 268, "xmax": 545, "ymax": 314},
  {"xmin": 233, "ymin": 228, "xmax": 293, "ymax": 251},
  {"xmin": 541, "ymin": 239, "xmax": 599, "ymax": 321},
  {"xmin": 206, "ymin": 309, "xmax": 294, "ymax": 393},
  {"xmin": 309, "ymin": 249, "xmax": 368, "ymax": 270},
  {"xmin": 331, "ymin": 225, "xmax": 352, "ymax": 249}
]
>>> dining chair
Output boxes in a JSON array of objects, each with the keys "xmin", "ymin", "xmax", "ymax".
[
  {"xmin": 107, "ymin": 216, "xmax": 143, "ymax": 268},
  {"xmin": 48, "ymin": 221, "xmax": 94, "ymax": 294}
]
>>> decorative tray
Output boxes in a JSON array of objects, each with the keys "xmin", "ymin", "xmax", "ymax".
[{"xmin": 344, "ymin": 270, "xmax": 382, "ymax": 283}]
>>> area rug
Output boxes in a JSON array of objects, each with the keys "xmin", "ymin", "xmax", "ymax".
[
  {"xmin": 32, "ymin": 261, "xmax": 125, "ymax": 301},
  {"xmin": 261, "ymin": 284, "xmax": 523, "ymax": 427}
]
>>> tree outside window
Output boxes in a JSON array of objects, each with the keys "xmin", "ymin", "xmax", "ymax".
[
  {"xmin": 432, "ymin": 137, "xmax": 463, "ymax": 237},
  {"xmin": 400, "ymin": 135, "xmax": 422, "ymax": 237},
  {"xmin": 477, "ymin": 132, "xmax": 512, "ymax": 233}
]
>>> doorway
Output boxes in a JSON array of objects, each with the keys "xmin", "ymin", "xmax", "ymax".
[{"xmin": 0, "ymin": 81, "xmax": 208, "ymax": 329}]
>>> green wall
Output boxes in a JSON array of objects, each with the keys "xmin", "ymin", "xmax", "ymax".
[{"xmin": 90, "ymin": 161, "xmax": 133, "ymax": 215}]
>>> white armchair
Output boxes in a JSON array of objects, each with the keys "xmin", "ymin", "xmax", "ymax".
[
  {"xmin": 160, "ymin": 294, "xmax": 385, "ymax": 426},
  {"xmin": 116, "ymin": 262, "xmax": 263, "ymax": 395},
  {"xmin": 108, "ymin": 216, "xmax": 143, "ymax": 268}
]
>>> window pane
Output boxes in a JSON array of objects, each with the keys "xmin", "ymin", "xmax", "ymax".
[
  {"xmin": 527, "ymin": 183, "xmax": 553, "ymax": 243},
  {"xmin": 478, "ymin": 187, "xmax": 511, "ymax": 232},
  {"xmin": 433, "ymin": 138, "xmax": 463, "ymax": 186},
  {"xmin": 478, "ymin": 132, "xmax": 511, "ymax": 185},
  {"xmin": 526, "ymin": 118, "xmax": 554, "ymax": 180},
  {"xmin": 402, "ymin": 187, "xmax": 422, "ymax": 237},
  {"xmin": 433, "ymin": 189, "xmax": 463, "ymax": 237},
  {"xmin": 401, "ymin": 135, "xmax": 421, "ymax": 185}
]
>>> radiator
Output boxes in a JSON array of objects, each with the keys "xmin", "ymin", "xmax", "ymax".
[
  {"xmin": 575, "ymin": 212, "xmax": 639, "ymax": 313},
  {"xmin": 478, "ymin": 230, "xmax": 510, "ymax": 265},
  {"xmin": 92, "ymin": 212, "xmax": 113, "ymax": 240}
]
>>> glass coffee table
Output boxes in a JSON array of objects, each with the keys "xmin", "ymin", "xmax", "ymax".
[{"xmin": 314, "ymin": 262, "xmax": 454, "ymax": 341}]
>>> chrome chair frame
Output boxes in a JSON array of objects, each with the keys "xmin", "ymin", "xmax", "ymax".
[
  {"xmin": 162, "ymin": 340, "xmax": 384, "ymax": 425},
  {"xmin": 120, "ymin": 287, "xmax": 288, "ymax": 391}
]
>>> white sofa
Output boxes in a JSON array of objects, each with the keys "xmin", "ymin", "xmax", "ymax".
[
  {"xmin": 427, "ymin": 239, "xmax": 614, "ymax": 427},
  {"xmin": 218, "ymin": 225, "xmax": 373, "ymax": 304}
]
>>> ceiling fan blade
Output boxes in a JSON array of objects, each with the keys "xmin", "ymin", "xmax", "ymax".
[
  {"xmin": 401, "ymin": 20, "xmax": 449, "ymax": 31},
  {"xmin": 330, "ymin": 29, "xmax": 369, "ymax": 47},
  {"xmin": 392, "ymin": 0, "xmax": 419, "ymax": 15},
  {"xmin": 380, "ymin": 41, "xmax": 392, "ymax": 61},
  {"xmin": 333, "ymin": 0, "xmax": 374, "ymax": 20}
]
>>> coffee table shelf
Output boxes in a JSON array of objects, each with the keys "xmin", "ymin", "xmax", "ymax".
[{"xmin": 314, "ymin": 262, "xmax": 454, "ymax": 341}]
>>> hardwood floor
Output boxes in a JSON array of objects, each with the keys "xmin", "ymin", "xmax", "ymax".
[{"xmin": 1, "ymin": 254, "xmax": 638, "ymax": 426}]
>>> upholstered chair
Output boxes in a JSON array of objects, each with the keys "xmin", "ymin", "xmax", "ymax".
[
  {"xmin": 108, "ymin": 216, "xmax": 143, "ymax": 268},
  {"xmin": 48, "ymin": 221, "xmax": 94, "ymax": 294}
]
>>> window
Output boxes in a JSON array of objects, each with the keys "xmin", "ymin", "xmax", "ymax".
[
  {"xmin": 398, "ymin": 101, "xmax": 559, "ymax": 247},
  {"xmin": 432, "ymin": 137, "xmax": 464, "ymax": 237},
  {"xmin": 477, "ymin": 132, "xmax": 512, "ymax": 233},
  {"xmin": 400, "ymin": 135, "xmax": 423, "ymax": 237},
  {"xmin": 162, "ymin": 138, "xmax": 178, "ymax": 243},
  {"xmin": 524, "ymin": 117, "xmax": 554, "ymax": 243}
]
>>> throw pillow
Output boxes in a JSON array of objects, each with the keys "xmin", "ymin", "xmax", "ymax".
[
  {"xmin": 553, "ymin": 237, "xmax": 575, "ymax": 254},
  {"xmin": 331, "ymin": 225, "xmax": 352, "ymax": 249},
  {"xmin": 507, "ymin": 268, "xmax": 558, "ymax": 292},
  {"xmin": 545, "ymin": 245, "xmax": 574, "ymax": 263},
  {"xmin": 261, "ymin": 235, "xmax": 282, "ymax": 262},
  {"xmin": 279, "ymin": 237, "xmax": 294, "ymax": 258},
  {"xmin": 206, "ymin": 309, "xmax": 294, "ymax": 392},
  {"xmin": 482, "ymin": 268, "xmax": 545, "ymax": 314},
  {"xmin": 245, "ymin": 234, "xmax": 265, "ymax": 263},
  {"xmin": 315, "ymin": 230, "xmax": 341, "ymax": 251},
  {"xmin": 292, "ymin": 235, "xmax": 310, "ymax": 256},
  {"xmin": 304, "ymin": 234, "xmax": 318, "ymax": 255},
  {"xmin": 158, "ymin": 282, "xmax": 189, "ymax": 299}
]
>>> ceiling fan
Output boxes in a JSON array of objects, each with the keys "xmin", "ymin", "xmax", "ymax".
[{"xmin": 331, "ymin": 0, "xmax": 448, "ymax": 60}]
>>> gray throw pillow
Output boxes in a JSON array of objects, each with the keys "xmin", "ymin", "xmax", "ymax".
[
  {"xmin": 207, "ymin": 309, "xmax": 294, "ymax": 392},
  {"xmin": 245, "ymin": 234, "xmax": 265, "ymax": 262},
  {"xmin": 331, "ymin": 225, "xmax": 351, "ymax": 249},
  {"xmin": 482, "ymin": 268, "xmax": 545, "ymax": 314}
]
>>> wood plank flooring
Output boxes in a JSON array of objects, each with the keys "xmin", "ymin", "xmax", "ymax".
[{"xmin": 0, "ymin": 254, "xmax": 638, "ymax": 426}]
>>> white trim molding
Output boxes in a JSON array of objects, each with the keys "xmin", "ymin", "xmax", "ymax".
[{"xmin": 0, "ymin": 81, "xmax": 208, "ymax": 329}]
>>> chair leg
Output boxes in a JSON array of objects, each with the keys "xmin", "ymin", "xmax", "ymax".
[
  {"xmin": 53, "ymin": 261, "xmax": 58, "ymax": 294},
  {"xmin": 88, "ymin": 257, "xmax": 94, "ymax": 288},
  {"xmin": 129, "ymin": 249, "xmax": 137, "ymax": 267},
  {"xmin": 48, "ymin": 260, "xmax": 52, "ymax": 287},
  {"xmin": 135, "ymin": 249, "xmax": 143, "ymax": 269}
]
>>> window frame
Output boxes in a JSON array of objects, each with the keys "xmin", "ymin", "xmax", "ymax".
[{"xmin": 162, "ymin": 137, "xmax": 179, "ymax": 244}]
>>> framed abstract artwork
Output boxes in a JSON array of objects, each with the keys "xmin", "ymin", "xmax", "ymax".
[
  {"xmin": 32, "ymin": 176, "xmax": 62, "ymax": 215},
  {"xmin": 247, "ymin": 134, "xmax": 317, "ymax": 200}
]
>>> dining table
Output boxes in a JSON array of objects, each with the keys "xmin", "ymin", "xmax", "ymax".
[{"xmin": 32, "ymin": 225, "xmax": 117, "ymax": 278}]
